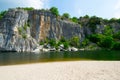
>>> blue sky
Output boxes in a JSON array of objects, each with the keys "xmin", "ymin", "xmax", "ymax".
[{"xmin": 0, "ymin": 0, "xmax": 120, "ymax": 19}]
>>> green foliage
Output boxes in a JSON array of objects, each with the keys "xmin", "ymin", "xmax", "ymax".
[
  {"xmin": 50, "ymin": 7, "xmax": 59, "ymax": 17},
  {"xmin": 39, "ymin": 41, "xmax": 45, "ymax": 45},
  {"xmin": 81, "ymin": 39, "xmax": 89, "ymax": 47},
  {"xmin": 88, "ymin": 34, "xmax": 103, "ymax": 43},
  {"xmin": 17, "ymin": 7, "xmax": 34, "ymax": 11},
  {"xmin": 98, "ymin": 36, "xmax": 113, "ymax": 49},
  {"xmin": 112, "ymin": 42, "xmax": 120, "ymax": 50},
  {"xmin": 72, "ymin": 17, "xmax": 78, "ymax": 23},
  {"xmin": 63, "ymin": 42, "xmax": 69, "ymax": 49},
  {"xmin": 88, "ymin": 33, "xmax": 114, "ymax": 49},
  {"xmin": 88, "ymin": 16, "xmax": 101, "ymax": 32},
  {"xmin": 0, "ymin": 11, "xmax": 7, "ymax": 20},
  {"xmin": 104, "ymin": 25, "xmax": 113, "ymax": 36},
  {"xmin": 23, "ymin": 23, "xmax": 28, "ymax": 30},
  {"xmin": 18, "ymin": 27, "xmax": 22, "ymax": 35},
  {"xmin": 109, "ymin": 18, "xmax": 117, "ymax": 23},
  {"xmin": 48, "ymin": 39, "xmax": 56, "ymax": 47},
  {"xmin": 22, "ymin": 34, "xmax": 27, "ymax": 39},
  {"xmin": 70, "ymin": 36, "xmax": 80, "ymax": 47},
  {"xmin": 27, "ymin": 20, "xmax": 30, "ymax": 27},
  {"xmin": 113, "ymin": 31, "xmax": 120, "ymax": 40},
  {"xmin": 62, "ymin": 13, "xmax": 70, "ymax": 19},
  {"xmin": 59, "ymin": 37, "xmax": 69, "ymax": 49},
  {"xmin": 83, "ymin": 15, "xmax": 90, "ymax": 18},
  {"xmin": 60, "ymin": 36, "xmax": 66, "ymax": 42}
]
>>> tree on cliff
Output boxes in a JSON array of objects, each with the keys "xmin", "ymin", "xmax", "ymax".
[
  {"xmin": 50, "ymin": 7, "xmax": 59, "ymax": 17},
  {"xmin": 0, "ymin": 11, "xmax": 7, "ymax": 20},
  {"xmin": 72, "ymin": 17, "xmax": 78, "ymax": 23},
  {"xmin": 62, "ymin": 13, "xmax": 70, "ymax": 20}
]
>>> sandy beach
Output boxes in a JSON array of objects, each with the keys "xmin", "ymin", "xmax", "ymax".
[{"xmin": 0, "ymin": 61, "xmax": 120, "ymax": 80}]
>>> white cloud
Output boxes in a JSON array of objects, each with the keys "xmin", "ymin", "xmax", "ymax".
[
  {"xmin": 1, "ymin": 0, "xmax": 49, "ymax": 9},
  {"xmin": 21, "ymin": 0, "xmax": 49, "ymax": 9}
]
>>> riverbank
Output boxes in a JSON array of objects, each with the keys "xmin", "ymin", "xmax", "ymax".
[{"xmin": 0, "ymin": 61, "xmax": 120, "ymax": 80}]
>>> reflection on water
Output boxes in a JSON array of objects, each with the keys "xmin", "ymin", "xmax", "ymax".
[{"xmin": 0, "ymin": 50, "xmax": 120, "ymax": 65}]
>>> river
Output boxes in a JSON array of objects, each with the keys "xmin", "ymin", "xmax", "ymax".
[{"xmin": 0, "ymin": 50, "xmax": 120, "ymax": 65}]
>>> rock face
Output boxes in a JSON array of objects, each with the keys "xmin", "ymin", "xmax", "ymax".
[
  {"xmin": 28, "ymin": 10, "xmax": 84, "ymax": 41},
  {"xmin": 0, "ymin": 9, "xmax": 84, "ymax": 52},
  {"xmin": 1, "ymin": 8, "xmax": 120, "ymax": 52},
  {"xmin": 0, "ymin": 9, "xmax": 38, "ymax": 52}
]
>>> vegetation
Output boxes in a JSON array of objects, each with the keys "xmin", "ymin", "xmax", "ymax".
[
  {"xmin": 0, "ymin": 11, "xmax": 7, "ymax": 20},
  {"xmin": 113, "ymin": 31, "xmax": 120, "ymax": 40},
  {"xmin": 48, "ymin": 39, "xmax": 56, "ymax": 47},
  {"xmin": 50, "ymin": 7, "xmax": 59, "ymax": 17},
  {"xmin": 17, "ymin": 7, "xmax": 34, "ymax": 11},
  {"xmin": 98, "ymin": 36, "xmax": 113, "ymax": 49},
  {"xmin": 112, "ymin": 42, "xmax": 120, "ymax": 50},
  {"xmin": 18, "ymin": 27, "xmax": 23, "ymax": 35},
  {"xmin": 22, "ymin": 34, "xmax": 27, "ymax": 39},
  {"xmin": 71, "ymin": 17, "xmax": 78, "ymax": 23},
  {"xmin": 23, "ymin": 23, "xmax": 28, "ymax": 30},
  {"xmin": 62, "ymin": 13, "xmax": 70, "ymax": 20},
  {"xmin": 2, "ymin": 7, "xmax": 120, "ymax": 51},
  {"xmin": 81, "ymin": 39, "xmax": 89, "ymax": 48},
  {"xmin": 69, "ymin": 36, "xmax": 80, "ymax": 48}
]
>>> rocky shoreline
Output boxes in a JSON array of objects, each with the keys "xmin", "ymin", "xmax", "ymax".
[{"xmin": 32, "ymin": 44, "xmax": 79, "ymax": 53}]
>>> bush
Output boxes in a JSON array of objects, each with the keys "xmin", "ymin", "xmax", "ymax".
[
  {"xmin": 63, "ymin": 42, "xmax": 69, "ymax": 49},
  {"xmin": 62, "ymin": 13, "xmax": 70, "ymax": 19},
  {"xmin": 23, "ymin": 23, "xmax": 28, "ymax": 30},
  {"xmin": 50, "ymin": 7, "xmax": 59, "ymax": 17},
  {"xmin": 81, "ymin": 39, "xmax": 89, "ymax": 47},
  {"xmin": 18, "ymin": 27, "xmax": 23, "ymax": 35},
  {"xmin": 113, "ymin": 31, "xmax": 120, "ymax": 40},
  {"xmin": 22, "ymin": 34, "xmax": 27, "ymax": 39},
  {"xmin": 112, "ymin": 42, "xmax": 120, "ymax": 50},
  {"xmin": 39, "ymin": 41, "xmax": 45, "ymax": 45},
  {"xmin": 98, "ymin": 36, "xmax": 114, "ymax": 49},
  {"xmin": 0, "ymin": 11, "xmax": 7, "ymax": 20},
  {"xmin": 88, "ymin": 34, "xmax": 103, "ymax": 43},
  {"xmin": 70, "ymin": 36, "xmax": 80, "ymax": 47},
  {"xmin": 88, "ymin": 16, "xmax": 101, "ymax": 33},
  {"xmin": 48, "ymin": 39, "xmax": 56, "ymax": 47},
  {"xmin": 104, "ymin": 25, "xmax": 113, "ymax": 36},
  {"xmin": 60, "ymin": 36, "xmax": 66, "ymax": 42},
  {"xmin": 88, "ymin": 34, "xmax": 114, "ymax": 49},
  {"xmin": 17, "ymin": 7, "xmax": 34, "ymax": 11},
  {"xmin": 71, "ymin": 17, "xmax": 78, "ymax": 23}
]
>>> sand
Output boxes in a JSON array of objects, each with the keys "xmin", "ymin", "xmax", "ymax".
[{"xmin": 0, "ymin": 61, "xmax": 120, "ymax": 80}]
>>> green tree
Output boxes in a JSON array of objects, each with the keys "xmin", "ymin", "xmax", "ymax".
[
  {"xmin": 50, "ymin": 7, "xmax": 59, "ymax": 17},
  {"xmin": 81, "ymin": 39, "xmax": 89, "ymax": 47},
  {"xmin": 88, "ymin": 34, "xmax": 103, "ymax": 43},
  {"xmin": 104, "ymin": 25, "xmax": 113, "ymax": 36},
  {"xmin": 48, "ymin": 39, "xmax": 56, "ymax": 47},
  {"xmin": 88, "ymin": 16, "xmax": 101, "ymax": 33},
  {"xmin": 98, "ymin": 36, "xmax": 114, "ymax": 49},
  {"xmin": 62, "ymin": 13, "xmax": 70, "ymax": 19},
  {"xmin": 70, "ymin": 36, "xmax": 80, "ymax": 47},
  {"xmin": 113, "ymin": 31, "xmax": 120, "ymax": 40},
  {"xmin": 83, "ymin": 15, "xmax": 89, "ymax": 18},
  {"xmin": 17, "ymin": 7, "xmax": 34, "ymax": 11},
  {"xmin": 72, "ymin": 17, "xmax": 78, "ymax": 23},
  {"xmin": 112, "ymin": 42, "xmax": 120, "ymax": 50},
  {"xmin": 0, "ymin": 11, "xmax": 7, "ymax": 20}
]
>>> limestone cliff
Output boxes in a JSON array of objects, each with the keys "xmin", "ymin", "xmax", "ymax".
[
  {"xmin": 1, "ymin": 8, "xmax": 120, "ymax": 52},
  {"xmin": 0, "ymin": 9, "xmax": 84, "ymax": 52}
]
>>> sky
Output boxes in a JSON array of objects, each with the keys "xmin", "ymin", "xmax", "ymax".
[{"xmin": 0, "ymin": 0, "xmax": 120, "ymax": 19}]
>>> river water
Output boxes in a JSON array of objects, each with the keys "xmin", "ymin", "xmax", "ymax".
[{"xmin": 0, "ymin": 50, "xmax": 120, "ymax": 65}]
